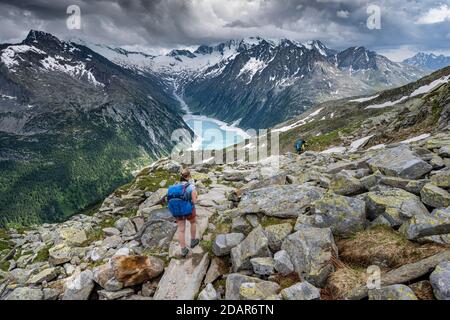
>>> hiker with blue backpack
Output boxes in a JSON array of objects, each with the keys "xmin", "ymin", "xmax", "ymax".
[
  {"xmin": 295, "ymin": 138, "xmax": 307, "ymax": 154},
  {"xmin": 167, "ymin": 168, "xmax": 200, "ymax": 258}
]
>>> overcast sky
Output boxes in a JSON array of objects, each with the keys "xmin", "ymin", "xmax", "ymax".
[{"xmin": 0, "ymin": 0, "xmax": 449, "ymax": 61}]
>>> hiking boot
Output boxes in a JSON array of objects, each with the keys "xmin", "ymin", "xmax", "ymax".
[
  {"xmin": 190, "ymin": 238, "xmax": 200, "ymax": 248},
  {"xmin": 181, "ymin": 247, "xmax": 189, "ymax": 258}
]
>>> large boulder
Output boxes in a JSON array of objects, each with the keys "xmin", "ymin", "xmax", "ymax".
[
  {"xmin": 421, "ymin": 183, "xmax": 450, "ymax": 208},
  {"xmin": 239, "ymin": 281, "xmax": 280, "ymax": 300},
  {"xmin": 230, "ymin": 227, "xmax": 271, "ymax": 272},
  {"xmin": 366, "ymin": 145, "xmax": 432, "ymax": 179},
  {"xmin": 110, "ymin": 255, "xmax": 164, "ymax": 287},
  {"xmin": 368, "ymin": 284, "xmax": 418, "ymax": 300},
  {"xmin": 430, "ymin": 261, "xmax": 450, "ymax": 300},
  {"xmin": 56, "ymin": 227, "xmax": 87, "ymax": 246},
  {"xmin": 365, "ymin": 188, "xmax": 429, "ymax": 227},
  {"xmin": 212, "ymin": 233, "xmax": 245, "ymax": 256},
  {"xmin": 311, "ymin": 195, "xmax": 366, "ymax": 237},
  {"xmin": 273, "ymin": 250, "xmax": 294, "ymax": 275},
  {"xmin": 62, "ymin": 270, "xmax": 95, "ymax": 300},
  {"xmin": 198, "ymin": 283, "xmax": 219, "ymax": 300},
  {"xmin": 237, "ymin": 184, "xmax": 325, "ymax": 218},
  {"xmin": 430, "ymin": 171, "xmax": 450, "ymax": 189},
  {"xmin": 225, "ymin": 274, "xmax": 265, "ymax": 300},
  {"xmin": 281, "ymin": 226, "xmax": 337, "ymax": 287},
  {"xmin": 140, "ymin": 220, "xmax": 177, "ymax": 251},
  {"xmin": 280, "ymin": 282, "xmax": 321, "ymax": 300},
  {"xmin": 400, "ymin": 207, "xmax": 450, "ymax": 241},
  {"xmin": 264, "ymin": 223, "xmax": 293, "ymax": 251},
  {"xmin": 250, "ymin": 257, "xmax": 275, "ymax": 276},
  {"xmin": 27, "ymin": 267, "xmax": 58, "ymax": 285},
  {"xmin": 93, "ymin": 263, "xmax": 123, "ymax": 291},
  {"xmin": 49, "ymin": 244, "xmax": 74, "ymax": 265},
  {"xmin": 223, "ymin": 169, "xmax": 256, "ymax": 182},
  {"xmin": 329, "ymin": 171, "xmax": 365, "ymax": 196},
  {"xmin": 154, "ymin": 253, "xmax": 210, "ymax": 300},
  {"xmin": 6, "ymin": 287, "xmax": 44, "ymax": 300}
]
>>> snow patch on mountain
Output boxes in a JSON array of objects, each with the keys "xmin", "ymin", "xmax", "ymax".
[
  {"xmin": 40, "ymin": 56, "xmax": 104, "ymax": 87},
  {"xmin": 366, "ymin": 75, "xmax": 449, "ymax": 109},
  {"xmin": 1, "ymin": 45, "xmax": 45, "ymax": 70},
  {"xmin": 273, "ymin": 107, "xmax": 323, "ymax": 132},
  {"xmin": 349, "ymin": 94, "xmax": 379, "ymax": 103},
  {"xmin": 237, "ymin": 58, "xmax": 267, "ymax": 83}
]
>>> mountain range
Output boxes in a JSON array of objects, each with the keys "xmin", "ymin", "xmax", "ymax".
[
  {"xmin": 403, "ymin": 52, "xmax": 450, "ymax": 71},
  {"xmin": 90, "ymin": 36, "xmax": 427, "ymax": 129},
  {"xmin": 0, "ymin": 30, "xmax": 435, "ymax": 226}
]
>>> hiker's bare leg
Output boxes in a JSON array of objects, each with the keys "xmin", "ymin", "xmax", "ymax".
[
  {"xmin": 177, "ymin": 219, "xmax": 186, "ymax": 248},
  {"xmin": 190, "ymin": 218, "xmax": 196, "ymax": 240}
]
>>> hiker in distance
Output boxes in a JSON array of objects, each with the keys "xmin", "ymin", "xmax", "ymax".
[
  {"xmin": 295, "ymin": 138, "xmax": 307, "ymax": 155},
  {"xmin": 167, "ymin": 169, "xmax": 200, "ymax": 258}
]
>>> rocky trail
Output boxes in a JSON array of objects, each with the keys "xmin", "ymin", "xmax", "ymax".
[{"xmin": 0, "ymin": 128, "xmax": 449, "ymax": 300}]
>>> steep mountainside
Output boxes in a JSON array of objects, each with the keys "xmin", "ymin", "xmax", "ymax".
[
  {"xmin": 0, "ymin": 31, "xmax": 190, "ymax": 226},
  {"xmin": 404, "ymin": 53, "xmax": 450, "ymax": 71},
  {"xmin": 84, "ymin": 37, "xmax": 426, "ymax": 130},
  {"xmin": 274, "ymin": 66, "xmax": 450, "ymax": 154}
]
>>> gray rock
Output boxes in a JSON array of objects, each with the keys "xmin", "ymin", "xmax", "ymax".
[
  {"xmin": 98, "ymin": 288, "xmax": 134, "ymax": 300},
  {"xmin": 230, "ymin": 227, "xmax": 271, "ymax": 272},
  {"xmin": 329, "ymin": 171, "xmax": 365, "ymax": 196},
  {"xmin": 204, "ymin": 257, "xmax": 227, "ymax": 284},
  {"xmin": 265, "ymin": 223, "xmax": 293, "ymax": 251},
  {"xmin": 43, "ymin": 288, "xmax": 61, "ymax": 300},
  {"xmin": 281, "ymin": 226, "xmax": 337, "ymax": 287},
  {"xmin": 379, "ymin": 176, "xmax": 429, "ymax": 195},
  {"xmin": 326, "ymin": 160, "xmax": 368, "ymax": 174},
  {"xmin": 223, "ymin": 169, "xmax": 256, "ymax": 181},
  {"xmin": 154, "ymin": 253, "xmax": 210, "ymax": 300},
  {"xmin": 312, "ymin": 195, "xmax": 366, "ymax": 238},
  {"xmin": 280, "ymin": 282, "xmax": 321, "ymax": 300},
  {"xmin": 212, "ymin": 233, "xmax": 245, "ymax": 256},
  {"xmin": 365, "ymin": 188, "xmax": 429, "ymax": 227},
  {"xmin": 62, "ymin": 270, "xmax": 95, "ymax": 300},
  {"xmin": 430, "ymin": 261, "xmax": 450, "ymax": 300},
  {"xmin": 114, "ymin": 218, "xmax": 129, "ymax": 231},
  {"xmin": 101, "ymin": 235, "xmax": 123, "ymax": 249},
  {"xmin": 368, "ymin": 284, "xmax": 418, "ymax": 300},
  {"xmin": 140, "ymin": 220, "xmax": 177, "ymax": 251},
  {"xmin": 27, "ymin": 267, "xmax": 58, "ymax": 285},
  {"xmin": 198, "ymin": 283, "xmax": 219, "ymax": 300},
  {"xmin": 366, "ymin": 145, "xmax": 432, "ymax": 179},
  {"xmin": 49, "ymin": 244, "xmax": 73, "ymax": 265},
  {"xmin": 438, "ymin": 146, "xmax": 450, "ymax": 158},
  {"xmin": 400, "ymin": 207, "xmax": 450, "ymax": 240},
  {"xmin": 430, "ymin": 171, "xmax": 450, "ymax": 189},
  {"xmin": 239, "ymin": 281, "xmax": 280, "ymax": 300},
  {"xmin": 237, "ymin": 184, "xmax": 325, "ymax": 218},
  {"xmin": 274, "ymin": 250, "xmax": 294, "ymax": 275},
  {"xmin": 103, "ymin": 227, "xmax": 120, "ymax": 236},
  {"xmin": 250, "ymin": 257, "xmax": 275, "ymax": 276},
  {"xmin": 225, "ymin": 274, "xmax": 264, "ymax": 300},
  {"xmin": 6, "ymin": 287, "xmax": 44, "ymax": 300},
  {"xmin": 7, "ymin": 268, "xmax": 33, "ymax": 285},
  {"xmin": 231, "ymin": 216, "xmax": 251, "ymax": 234},
  {"xmin": 93, "ymin": 263, "xmax": 123, "ymax": 292},
  {"xmin": 421, "ymin": 183, "xmax": 450, "ymax": 208}
]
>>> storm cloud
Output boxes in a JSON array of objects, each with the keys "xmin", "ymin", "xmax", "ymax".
[{"xmin": 0, "ymin": 0, "xmax": 449, "ymax": 60}]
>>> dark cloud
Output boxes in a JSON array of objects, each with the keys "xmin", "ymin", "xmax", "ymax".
[{"xmin": 0, "ymin": 0, "xmax": 449, "ymax": 59}]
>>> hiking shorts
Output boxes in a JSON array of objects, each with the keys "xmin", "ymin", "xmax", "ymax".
[{"xmin": 176, "ymin": 207, "xmax": 196, "ymax": 223}]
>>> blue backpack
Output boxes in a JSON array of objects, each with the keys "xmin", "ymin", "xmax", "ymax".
[{"xmin": 167, "ymin": 183, "xmax": 193, "ymax": 218}]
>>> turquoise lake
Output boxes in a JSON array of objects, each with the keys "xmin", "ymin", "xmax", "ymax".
[{"xmin": 184, "ymin": 116, "xmax": 248, "ymax": 150}]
